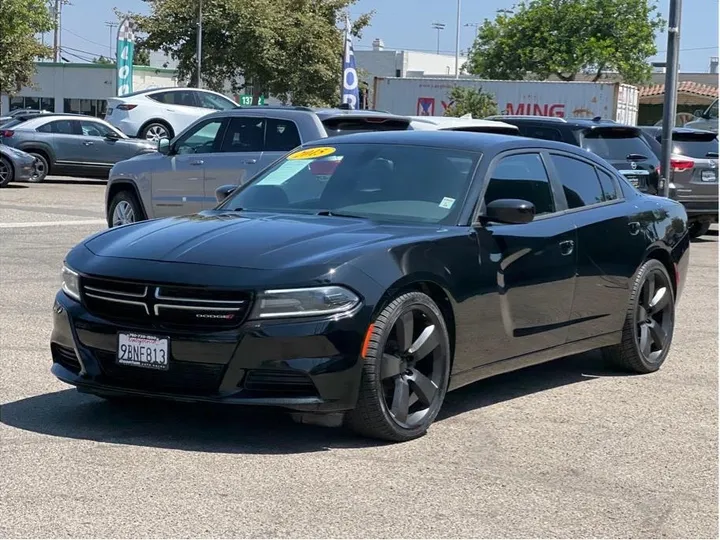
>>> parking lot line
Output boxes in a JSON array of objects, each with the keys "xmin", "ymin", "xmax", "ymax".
[{"xmin": 0, "ymin": 219, "xmax": 106, "ymax": 229}]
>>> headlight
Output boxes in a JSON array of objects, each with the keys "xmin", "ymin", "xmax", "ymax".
[
  {"xmin": 249, "ymin": 286, "xmax": 360, "ymax": 319},
  {"xmin": 61, "ymin": 265, "xmax": 80, "ymax": 301}
]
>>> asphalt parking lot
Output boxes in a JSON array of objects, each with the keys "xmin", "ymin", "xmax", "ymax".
[{"xmin": 1, "ymin": 178, "xmax": 717, "ymax": 538}]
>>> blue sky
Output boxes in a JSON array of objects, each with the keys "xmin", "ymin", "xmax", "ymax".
[{"xmin": 56, "ymin": 0, "xmax": 718, "ymax": 73}]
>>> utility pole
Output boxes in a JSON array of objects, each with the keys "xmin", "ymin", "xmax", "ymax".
[
  {"xmin": 52, "ymin": 0, "xmax": 61, "ymax": 62},
  {"xmin": 196, "ymin": 0, "xmax": 203, "ymax": 88},
  {"xmin": 454, "ymin": 0, "xmax": 461, "ymax": 78},
  {"xmin": 105, "ymin": 21, "xmax": 118, "ymax": 59},
  {"xmin": 660, "ymin": 0, "xmax": 682, "ymax": 198},
  {"xmin": 431, "ymin": 22, "xmax": 445, "ymax": 55}
]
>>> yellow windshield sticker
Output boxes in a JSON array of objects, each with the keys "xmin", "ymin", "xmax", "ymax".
[{"xmin": 287, "ymin": 146, "xmax": 336, "ymax": 160}]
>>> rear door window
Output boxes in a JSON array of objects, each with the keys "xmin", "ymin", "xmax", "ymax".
[
  {"xmin": 38, "ymin": 120, "xmax": 78, "ymax": 135},
  {"xmin": 264, "ymin": 118, "xmax": 301, "ymax": 151},
  {"xmin": 220, "ymin": 117, "xmax": 265, "ymax": 153},
  {"xmin": 550, "ymin": 154, "xmax": 605, "ymax": 208},
  {"xmin": 581, "ymin": 129, "xmax": 656, "ymax": 162},
  {"xmin": 519, "ymin": 125, "xmax": 564, "ymax": 142},
  {"xmin": 596, "ymin": 168, "xmax": 620, "ymax": 201}
]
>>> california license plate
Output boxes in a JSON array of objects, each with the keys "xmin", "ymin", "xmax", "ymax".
[
  {"xmin": 117, "ymin": 333, "xmax": 169, "ymax": 370},
  {"xmin": 701, "ymin": 170, "xmax": 717, "ymax": 182}
]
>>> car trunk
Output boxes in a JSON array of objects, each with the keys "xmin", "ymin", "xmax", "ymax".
[
  {"xmin": 320, "ymin": 115, "xmax": 411, "ymax": 136},
  {"xmin": 579, "ymin": 126, "xmax": 661, "ymax": 193},
  {"xmin": 668, "ymin": 132, "xmax": 719, "ymax": 207}
]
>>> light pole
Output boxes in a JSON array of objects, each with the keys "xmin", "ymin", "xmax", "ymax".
[
  {"xmin": 454, "ymin": 0, "xmax": 461, "ymax": 78},
  {"xmin": 432, "ymin": 22, "xmax": 445, "ymax": 55},
  {"xmin": 197, "ymin": 0, "xmax": 203, "ymax": 88},
  {"xmin": 660, "ymin": 0, "xmax": 682, "ymax": 198}
]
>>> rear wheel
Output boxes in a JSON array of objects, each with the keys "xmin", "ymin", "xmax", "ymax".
[
  {"xmin": 345, "ymin": 291, "xmax": 451, "ymax": 442},
  {"xmin": 603, "ymin": 259, "xmax": 675, "ymax": 373},
  {"xmin": 689, "ymin": 220, "xmax": 711, "ymax": 239},
  {"xmin": 28, "ymin": 152, "xmax": 49, "ymax": 182},
  {"xmin": 108, "ymin": 190, "xmax": 144, "ymax": 227},
  {"xmin": 140, "ymin": 122, "xmax": 172, "ymax": 142},
  {"xmin": 0, "ymin": 156, "xmax": 13, "ymax": 187}
]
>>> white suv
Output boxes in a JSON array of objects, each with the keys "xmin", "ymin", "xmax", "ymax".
[{"xmin": 105, "ymin": 87, "xmax": 238, "ymax": 141}]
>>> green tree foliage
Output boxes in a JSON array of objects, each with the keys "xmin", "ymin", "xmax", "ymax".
[
  {"xmin": 0, "ymin": 0, "xmax": 53, "ymax": 92},
  {"xmin": 465, "ymin": 0, "xmax": 664, "ymax": 84},
  {"xmin": 125, "ymin": 0, "xmax": 372, "ymax": 106},
  {"xmin": 93, "ymin": 56, "xmax": 114, "ymax": 65},
  {"xmin": 443, "ymin": 86, "xmax": 498, "ymax": 118}
]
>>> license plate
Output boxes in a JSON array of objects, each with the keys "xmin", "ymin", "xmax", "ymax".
[
  {"xmin": 701, "ymin": 170, "xmax": 717, "ymax": 182},
  {"xmin": 117, "ymin": 333, "xmax": 169, "ymax": 370},
  {"xmin": 624, "ymin": 176, "xmax": 641, "ymax": 187}
]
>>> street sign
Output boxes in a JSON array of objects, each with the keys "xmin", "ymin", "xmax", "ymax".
[{"xmin": 237, "ymin": 95, "xmax": 265, "ymax": 106}]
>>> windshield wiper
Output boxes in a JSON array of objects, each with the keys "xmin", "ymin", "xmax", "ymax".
[
  {"xmin": 315, "ymin": 210, "xmax": 366, "ymax": 219},
  {"xmin": 706, "ymin": 152, "xmax": 719, "ymax": 159}
]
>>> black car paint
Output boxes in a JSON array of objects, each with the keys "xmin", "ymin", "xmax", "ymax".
[{"xmin": 51, "ymin": 131, "xmax": 690, "ymax": 412}]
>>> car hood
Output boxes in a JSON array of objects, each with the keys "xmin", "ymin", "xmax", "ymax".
[{"xmin": 83, "ymin": 211, "xmax": 442, "ymax": 270}]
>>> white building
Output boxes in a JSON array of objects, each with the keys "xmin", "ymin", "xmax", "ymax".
[
  {"xmin": 356, "ymin": 39, "xmax": 468, "ymax": 80},
  {"xmin": 0, "ymin": 62, "xmax": 179, "ymax": 116}
]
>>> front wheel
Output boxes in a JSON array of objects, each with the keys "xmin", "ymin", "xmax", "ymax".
[
  {"xmin": 0, "ymin": 156, "xmax": 13, "ymax": 187},
  {"xmin": 603, "ymin": 259, "xmax": 675, "ymax": 373},
  {"xmin": 345, "ymin": 291, "xmax": 451, "ymax": 442},
  {"xmin": 108, "ymin": 190, "xmax": 144, "ymax": 227}
]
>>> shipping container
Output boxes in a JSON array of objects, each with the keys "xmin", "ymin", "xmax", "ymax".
[{"xmin": 372, "ymin": 77, "xmax": 640, "ymax": 125}]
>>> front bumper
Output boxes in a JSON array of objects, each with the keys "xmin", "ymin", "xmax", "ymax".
[{"xmin": 51, "ymin": 291, "xmax": 369, "ymax": 412}]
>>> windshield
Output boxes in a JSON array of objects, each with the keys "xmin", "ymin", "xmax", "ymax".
[
  {"xmin": 672, "ymin": 135, "xmax": 719, "ymax": 159},
  {"xmin": 580, "ymin": 129, "xmax": 656, "ymax": 162},
  {"xmin": 219, "ymin": 143, "xmax": 481, "ymax": 225}
]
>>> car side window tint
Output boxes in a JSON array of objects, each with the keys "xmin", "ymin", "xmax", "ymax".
[
  {"xmin": 596, "ymin": 168, "xmax": 619, "ymax": 201},
  {"xmin": 174, "ymin": 120, "xmax": 225, "ymax": 154},
  {"xmin": 36, "ymin": 122, "xmax": 54, "ymax": 133},
  {"xmin": 196, "ymin": 91, "xmax": 236, "ymax": 111},
  {"xmin": 484, "ymin": 153, "xmax": 555, "ymax": 216},
  {"xmin": 40, "ymin": 120, "xmax": 77, "ymax": 135},
  {"xmin": 520, "ymin": 126, "xmax": 563, "ymax": 142},
  {"xmin": 148, "ymin": 91, "xmax": 171, "ymax": 104},
  {"xmin": 80, "ymin": 121, "xmax": 113, "ymax": 138},
  {"xmin": 550, "ymin": 154, "xmax": 605, "ymax": 208},
  {"xmin": 264, "ymin": 118, "xmax": 301, "ymax": 151},
  {"xmin": 220, "ymin": 117, "xmax": 265, "ymax": 153}
]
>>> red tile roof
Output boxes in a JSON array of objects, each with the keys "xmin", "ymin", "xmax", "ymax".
[{"xmin": 639, "ymin": 81, "xmax": 718, "ymax": 98}]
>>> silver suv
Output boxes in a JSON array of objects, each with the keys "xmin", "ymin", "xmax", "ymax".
[{"xmin": 105, "ymin": 106, "xmax": 411, "ymax": 227}]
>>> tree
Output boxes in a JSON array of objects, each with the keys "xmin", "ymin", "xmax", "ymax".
[
  {"xmin": 0, "ymin": 0, "xmax": 53, "ymax": 94},
  {"xmin": 93, "ymin": 56, "xmax": 113, "ymax": 65},
  {"xmin": 465, "ymin": 0, "xmax": 664, "ymax": 84},
  {"xmin": 124, "ymin": 0, "xmax": 372, "ymax": 106},
  {"xmin": 443, "ymin": 86, "xmax": 498, "ymax": 118}
]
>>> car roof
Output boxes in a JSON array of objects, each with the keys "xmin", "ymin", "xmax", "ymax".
[
  {"xmin": 204, "ymin": 106, "xmax": 410, "ymax": 122},
  {"xmin": 16, "ymin": 114, "xmax": 109, "ymax": 129},
  {"xmin": 485, "ymin": 115, "xmax": 626, "ymax": 128},
  {"xmin": 409, "ymin": 116, "xmax": 519, "ymax": 130},
  {"xmin": 639, "ymin": 125, "xmax": 717, "ymax": 137},
  {"xmin": 116, "ymin": 86, "xmax": 229, "ymax": 99},
  {"xmin": 301, "ymin": 129, "xmax": 595, "ymax": 156}
]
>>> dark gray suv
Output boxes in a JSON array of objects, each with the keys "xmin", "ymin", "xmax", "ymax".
[{"xmin": 105, "ymin": 106, "xmax": 412, "ymax": 227}]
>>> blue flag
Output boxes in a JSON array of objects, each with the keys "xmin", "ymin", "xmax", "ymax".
[
  {"xmin": 341, "ymin": 15, "xmax": 360, "ymax": 109},
  {"xmin": 116, "ymin": 17, "xmax": 135, "ymax": 97}
]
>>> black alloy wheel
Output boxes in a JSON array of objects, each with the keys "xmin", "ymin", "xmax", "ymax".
[
  {"xmin": 603, "ymin": 259, "xmax": 675, "ymax": 373},
  {"xmin": 0, "ymin": 156, "xmax": 13, "ymax": 187},
  {"xmin": 346, "ymin": 291, "xmax": 451, "ymax": 442}
]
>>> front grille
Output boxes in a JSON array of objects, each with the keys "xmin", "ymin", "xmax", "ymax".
[
  {"xmin": 52, "ymin": 343, "xmax": 82, "ymax": 373},
  {"xmin": 80, "ymin": 276, "xmax": 252, "ymax": 330},
  {"xmin": 243, "ymin": 370, "xmax": 318, "ymax": 396},
  {"xmin": 92, "ymin": 348, "xmax": 225, "ymax": 395}
]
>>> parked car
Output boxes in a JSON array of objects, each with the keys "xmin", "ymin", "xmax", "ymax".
[
  {"xmin": 105, "ymin": 87, "xmax": 240, "ymax": 141},
  {"xmin": 0, "ymin": 114, "xmax": 157, "ymax": 182},
  {"xmin": 105, "ymin": 106, "xmax": 412, "ymax": 227},
  {"xmin": 408, "ymin": 116, "xmax": 520, "ymax": 134},
  {"xmin": 0, "ymin": 144, "xmax": 37, "ymax": 187},
  {"xmin": 485, "ymin": 115, "xmax": 661, "ymax": 194},
  {"xmin": 684, "ymin": 99, "xmax": 718, "ymax": 133},
  {"xmin": 639, "ymin": 126, "xmax": 718, "ymax": 238},
  {"xmin": 0, "ymin": 108, "xmax": 51, "ymax": 126},
  {"xmin": 53, "ymin": 130, "xmax": 690, "ymax": 442}
]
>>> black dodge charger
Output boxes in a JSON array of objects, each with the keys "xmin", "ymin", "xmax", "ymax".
[{"xmin": 52, "ymin": 131, "xmax": 690, "ymax": 442}]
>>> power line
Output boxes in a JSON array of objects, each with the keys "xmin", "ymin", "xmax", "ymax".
[
  {"xmin": 62, "ymin": 44, "xmax": 106, "ymax": 57},
  {"xmin": 60, "ymin": 48, "xmax": 94, "ymax": 63},
  {"xmin": 62, "ymin": 27, "xmax": 111, "ymax": 49}
]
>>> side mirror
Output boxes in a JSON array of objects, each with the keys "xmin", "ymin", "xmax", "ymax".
[
  {"xmin": 157, "ymin": 138, "xmax": 171, "ymax": 155},
  {"xmin": 478, "ymin": 199, "xmax": 535, "ymax": 225},
  {"xmin": 105, "ymin": 131, "xmax": 120, "ymax": 140},
  {"xmin": 215, "ymin": 184, "xmax": 239, "ymax": 203}
]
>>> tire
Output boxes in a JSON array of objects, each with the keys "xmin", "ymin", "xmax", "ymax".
[
  {"xmin": 0, "ymin": 156, "xmax": 13, "ymax": 187},
  {"xmin": 108, "ymin": 190, "xmax": 144, "ymax": 227},
  {"xmin": 602, "ymin": 259, "xmax": 675, "ymax": 374},
  {"xmin": 27, "ymin": 152, "xmax": 49, "ymax": 183},
  {"xmin": 345, "ymin": 291, "xmax": 451, "ymax": 442},
  {"xmin": 689, "ymin": 220, "xmax": 711, "ymax": 239},
  {"xmin": 140, "ymin": 121, "xmax": 172, "ymax": 142}
]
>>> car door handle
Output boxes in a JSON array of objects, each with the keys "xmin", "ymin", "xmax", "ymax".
[
  {"xmin": 559, "ymin": 240, "xmax": 575, "ymax": 256},
  {"xmin": 628, "ymin": 221, "xmax": 641, "ymax": 235},
  {"xmin": 83, "ymin": 141, "xmax": 94, "ymax": 146},
  {"xmin": 240, "ymin": 159, "xmax": 257, "ymax": 164},
  {"xmin": 190, "ymin": 160, "xmax": 204, "ymax": 166}
]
